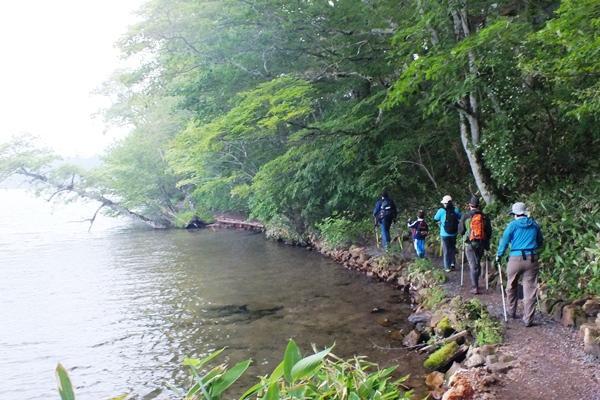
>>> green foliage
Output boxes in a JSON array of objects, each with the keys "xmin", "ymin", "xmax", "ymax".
[
  {"xmin": 316, "ymin": 213, "xmax": 372, "ymax": 249},
  {"xmin": 454, "ymin": 298, "xmax": 503, "ymax": 346},
  {"xmin": 55, "ymin": 340, "xmax": 412, "ymax": 400},
  {"xmin": 56, "ymin": 364, "xmax": 75, "ymax": 400},
  {"xmin": 408, "ymin": 258, "xmax": 447, "ymax": 287},
  {"xmin": 423, "ymin": 341, "xmax": 458, "ymax": 370},
  {"xmin": 421, "ymin": 287, "xmax": 447, "ymax": 310}
]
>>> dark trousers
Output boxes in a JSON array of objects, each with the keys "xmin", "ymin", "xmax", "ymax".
[
  {"xmin": 465, "ymin": 243, "xmax": 484, "ymax": 289},
  {"xmin": 379, "ymin": 218, "xmax": 392, "ymax": 249},
  {"xmin": 507, "ymin": 256, "xmax": 539, "ymax": 325},
  {"xmin": 441, "ymin": 236, "xmax": 457, "ymax": 269}
]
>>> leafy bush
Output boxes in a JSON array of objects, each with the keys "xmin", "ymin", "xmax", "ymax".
[
  {"xmin": 55, "ymin": 340, "xmax": 412, "ymax": 400},
  {"xmin": 421, "ymin": 287, "xmax": 446, "ymax": 310},
  {"xmin": 316, "ymin": 213, "xmax": 372, "ymax": 249},
  {"xmin": 408, "ymin": 258, "xmax": 446, "ymax": 286},
  {"xmin": 453, "ymin": 298, "xmax": 503, "ymax": 346}
]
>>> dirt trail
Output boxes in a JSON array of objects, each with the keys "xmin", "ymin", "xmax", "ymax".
[{"xmin": 440, "ymin": 257, "xmax": 600, "ymax": 400}]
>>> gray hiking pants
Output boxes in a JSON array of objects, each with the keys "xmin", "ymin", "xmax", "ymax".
[
  {"xmin": 465, "ymin": 243, "xmax": 484, "ymax": 289},
  {"xmin": 507, "ymin": 256, "xmax": 539, "ymax": 325}
]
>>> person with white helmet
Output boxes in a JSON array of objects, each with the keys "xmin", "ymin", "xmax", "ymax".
[
  {"xmin": 496, "ymin": 202, "xmax": 544, "ymax": 327},
  {"xmin": 434, "ymin": 195, "xmax": 462, "ymax": 272}
]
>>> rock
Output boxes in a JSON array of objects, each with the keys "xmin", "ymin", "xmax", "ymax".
[
  {"xmin": 561, "ymin": 304, "xmax": 588, "ymax": 328},
  {"xmin": 408, "ymin": 311, "xmax": 432, "ymax": 325},
  {"xmin": 580, "ymin": 323, "xmax": 600, "ymax": 357},
  {"xmin": 403, "ymin": 329, "xmax": 422, "ymax": 347},
  {"xmin": 582, "ymin": 298, "xmax": 600, "ymax": 317},
  {"xmin": 572, "ymin": 297, "xmax": 589, "ymax": 306},
  {"xmin": 376, "ymin": 317, "xmax": 393, "ymax": 327},
  {"xmin": 425, "ymin": 371, "xmax": 445, "ymax": 389},
  {"xmin": 484, "ymin": 354, "xmax": 498, "ymax": 366},
  {"xmin": 597, "ymin": 313, "xmax": 600, "ymax": 326},
  {"xmin": 442, "ymin": 372, "xmax": 475, "ymax": 400},
  {"xmin": 551, "ymin": 301, "xmax": 566, "ymax": 322},
  {"xmin": 478, "ymin": 344, "xmax": 497, "ymax": 357},
  {"xmin": 486, "ymin": 362, "xmax": 513, "ymax": 374},
  {"xmin": 371, "ymin": 307, "xmax": 385, "ymax": 314},
  {"xmin": 389, "ymin": 330, "xmax": 404, "ymax": 341},
  {"xmin": 464, "ymin": 354, "xmax": 485, "ymax": 368},
  {"xmin": 498, "ymin": 354, "xmax": 516, "ymax": 363},
  {"xmin": 435, "ymin": 316, "xmax": 455, "ymax": 337},
  {"xmin": 444, "ymin": 362, "xmax": 464, "ymax": 381},
  {"xmin": 348, "ymin": 245, "xmax": 362, "ymax": 258}
]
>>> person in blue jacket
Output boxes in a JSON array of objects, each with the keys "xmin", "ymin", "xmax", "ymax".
[
  {"xmin": 373, "ymin": 191, "xmax": 397, "ymax": 250},
  {"xmin": 434, "ymin": 195, "xmax": 462, "ymax": 272},
  {"xmin": 496, "ymin": 202, "xmax": 544, "ymax": 327}
]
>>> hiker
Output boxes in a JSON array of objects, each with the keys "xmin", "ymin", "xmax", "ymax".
[
  {"xmin": 458, "ymin": 195, "xmax": 492, "ymax": 294},
  {"xmin": 496, "ymin": 202, "xmax": 544, "ymax": 327},
  {"xmin": 373, "ymin": 191, "xmax": 397, "ymax": 250},
  {"xmin": 408, "ymin": 210, "xmax": 428, "ymax": 258},
  {"xmin": 434, "ymin": 195, "xmax": 462, "ymax": 272}
]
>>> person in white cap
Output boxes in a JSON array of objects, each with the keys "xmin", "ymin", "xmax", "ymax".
[
  {"xmin": 434, "ymin": 195, "xmax": 462, "ymax": 272},
  {"xmin": 496, "ymin": 202, "xmax": 544, "ymax": 327}
]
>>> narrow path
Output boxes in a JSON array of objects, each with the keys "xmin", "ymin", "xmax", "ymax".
[{"xmin": 438, "ymin": 255, "xmax": 600, "ymax": 400}]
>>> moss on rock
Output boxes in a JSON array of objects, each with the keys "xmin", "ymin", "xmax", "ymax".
[{"xmin": 424, "ymin": 341, "xmax": 459, "ymax": 370}]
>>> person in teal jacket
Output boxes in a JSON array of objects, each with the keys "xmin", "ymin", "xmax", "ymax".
[
  {"xmin": 496, "ymin": 202, "xmax": 544, "ymax": 327},
  {"xmin": 434, "ymin": 195, "xmax": 462, "ymax": 272}
]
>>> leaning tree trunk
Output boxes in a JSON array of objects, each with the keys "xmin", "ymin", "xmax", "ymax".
[{"xmin": 451, "ymin": 4, "xmax": 496, "ymax": 204}]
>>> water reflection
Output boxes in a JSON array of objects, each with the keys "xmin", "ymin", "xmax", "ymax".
[{"xmin": 0, "ymin": 190, "xmax": 425, "ymax": 400}]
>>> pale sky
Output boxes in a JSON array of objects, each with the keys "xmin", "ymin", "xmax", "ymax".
[{"xmin": 0, "ymin": 0, "xmax": 144, "ymax": 157}]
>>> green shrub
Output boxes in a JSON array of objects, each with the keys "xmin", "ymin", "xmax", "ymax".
[
  {"xmin": 316, "ymin": 213, "xmax": 372, "ymax": 249},
  {"xmin": 454, "ymin": 298, "xmax": 503, "ymax": 345},
  {"xmin": 55, "ymin": 340, "xmax": 413, "ymax": 400},
  {"xmin": 408, "ymin": 258, "xmax": 446, "ymax": 286},
  {"xmin": 423, "ymin": 341, "xmax": 458, "ymax": 370},
  {"xmin": 422, "ymin": 287, "xmax": 446, "ymax": 310},
  {"xmin": 473, "ymin": 317, "xmax": 503, "ymax": 346}
]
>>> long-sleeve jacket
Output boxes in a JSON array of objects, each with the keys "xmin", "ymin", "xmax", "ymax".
[
  {"xmin": 433, "ymin": 207, "xmax": 462, "ymax": 237},
  {"xmin": 497, "ymin": 217, "xmax": 544, "ymax": 258}
]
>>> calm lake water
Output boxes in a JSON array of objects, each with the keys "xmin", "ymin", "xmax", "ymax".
[{"xmin": 0, "ymin": 189, "xmax": 424, "ymax": 399}]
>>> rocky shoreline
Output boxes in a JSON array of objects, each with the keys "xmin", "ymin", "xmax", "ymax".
[
  {"xmin": 219, "ymin": 221, "xmax": 599, "ymax": 399},
  {"xmin": 297, "ymin": 237, "xmax": 599, "ymax": 399}
]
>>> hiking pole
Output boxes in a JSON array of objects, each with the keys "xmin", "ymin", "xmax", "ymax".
[
  {"xmin": 374, "ymin": 224, "xmax": 380, "ymax": 249},
  {"xmin": 496, "ymin": 260, "xmax": 508, "ymax": 322},
  {"xmin": 460, "ymin": 241, "xmax": 465, "ymax": 286},
  {"xmin": 485, "ymin": 253, "xmax": 489, "ymax": 290}
]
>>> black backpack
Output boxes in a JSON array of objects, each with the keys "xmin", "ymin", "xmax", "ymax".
[
  {"xmin": 444, "ymin": 207, "xmax": 459, "ymax": 234},
  {"xmin": 413, "ymin": 220, "xmax": 429, "ymax": 239},
  {"xmin": 379, "ymin": 198, "xmax": 395, "ymax": 220}
]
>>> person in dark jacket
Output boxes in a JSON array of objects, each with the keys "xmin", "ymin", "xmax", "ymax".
[
  {"xmin": 458, "ymin": 195, "xmax": 492, "ymax": 294},
  {"xmin": 434, "ymin": 195, "xmax": 462, "ymax": 272},
  {"xmin": 373, "ymin": 192, "xmax": 397, "ymax": 250},
  {"xmin": 496, "ymin": 202, "xmax": 544, "ymax": 327}
]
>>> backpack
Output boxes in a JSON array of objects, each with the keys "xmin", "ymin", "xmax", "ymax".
[
  {"xmin": 379, "ymin": 198, "xmax": 395, "ymax": 220},
  {"xmin": 443, "ymin": 208, "xmax": 459, "ymax": 234},
  {"xmin": 468, "ymin": 212, "xmax": 486, "ymax": 242},
  {"xmin": 414, "ymin": 220, "xmax": 429, "ymax": 239}
]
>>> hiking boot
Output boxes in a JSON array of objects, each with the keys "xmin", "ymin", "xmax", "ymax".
[
  {"xmin": 444, "ymin": 267, "xmax": 452, "ymax": 272},
  {"xmin": 450, "ymin": 264, "xmax": 456, "ymax": 271},
  {"xmin": 469, "ymin": 288, "xmax": 479, "ymax": 295}
]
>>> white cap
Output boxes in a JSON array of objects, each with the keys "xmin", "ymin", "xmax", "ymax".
[
  {"xmin": 441, "ymin": 195, "xmax": 452, "ymax": 205},
  {"xmin": 510, "ymin": 202, "xmax": 528, "ymax": 216}
]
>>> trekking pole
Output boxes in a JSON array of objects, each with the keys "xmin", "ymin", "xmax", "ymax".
[
  {"xmin": 460, "ymin": 241, "xmax": 465, "ymax": 286},
  {"xmin": 496, "ymin": 260, "xmax": 508, "ymax": 322},
  {"xmin": 485, "ymin": 253, "xmax": 489, "ymax": 290}
]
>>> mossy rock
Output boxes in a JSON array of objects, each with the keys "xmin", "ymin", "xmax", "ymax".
[
  {"xmin": 434, "ymin": 316, "xmax": 454, "ymax": 337},
  {"xmin": 424, "ymin": 341, "xmax": 459, "ymax": 370}
]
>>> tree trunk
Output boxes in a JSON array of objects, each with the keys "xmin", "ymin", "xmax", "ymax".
[{"xmin": 451, "ymin": 5, "xmax": 496, "ymax": 204}]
